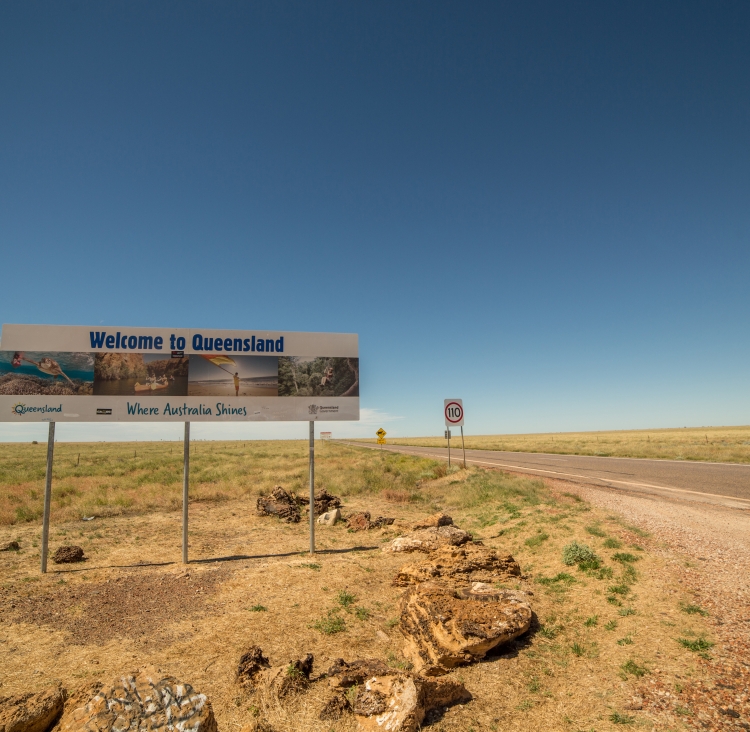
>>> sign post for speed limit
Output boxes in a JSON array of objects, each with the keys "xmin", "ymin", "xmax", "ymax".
[{"xmin": 444, "ymin": 399, "xmax": 466, "ymax": 468}]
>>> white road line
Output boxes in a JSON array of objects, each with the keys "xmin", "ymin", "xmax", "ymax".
[{"xmin": 340, "ymin": 442, "xmax": 750, "ymax": 507}]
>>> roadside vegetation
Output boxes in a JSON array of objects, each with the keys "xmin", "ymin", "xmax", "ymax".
[
  {"xmin": 360, "ymin": 425, "xmax": 750, "ymax": 463},
  {"xmin": 0, "ymin": 441, "xmax": 716, "ymax": 730}
]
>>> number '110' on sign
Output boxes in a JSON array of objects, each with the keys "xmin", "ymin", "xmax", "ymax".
[{"xmin": 444, "ymin": 399, "xmax": 464, "ymax": 427}]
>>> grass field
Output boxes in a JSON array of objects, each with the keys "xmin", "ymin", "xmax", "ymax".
[
  {"xmin": 359, "ymin": 425, "xmax": 750, "ymax": 463},
  {"xmin": 0, "ymin": 441, "xmax": 715, "ymax": 730},
  {"xmin": 0, "ymin": 439, "xmax": 435, "ymax": 526}
]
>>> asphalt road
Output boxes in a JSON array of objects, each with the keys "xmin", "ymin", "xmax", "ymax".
[{"xmin": 341, "ymin": 442, "xmax": 750, "ymax": 509}]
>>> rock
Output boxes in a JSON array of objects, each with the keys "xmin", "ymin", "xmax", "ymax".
[
  {"xmin": 56, "ymin": 667, "xmax": 217, "ymax": 731},
  {"xmin": 256, "ymin": 487, "xmax": 301, "ymax": 523},
  {"xmin": 51, "ymin": 546, "xmax": 85, "ymax": 564},
  {"xmin": 237, "ymin": 646, "xmax": 271, "ymax": 688},
  {"xmin": 347, "ymin": 511, "xmax": 373, "ymax": 531},
  {"xmin": 623, "ymin": 696, "xmax": 644, "ymax": 711},
  {"xmin": 317, "ymin": 508, "xmax": 341, "ymax": 526},
  {"xmin": 393, "ymin": 545, "xmax": 521, "ymax": 586},
  {"xmin": 383, "ymin": 526, "xmax": 472, "ymax": 553},
  {"xmin": 319, "ymin": 692, "xmax": 351, "ymax": 721},
  {"xmin": 347, "ymin": 512, "xmax": 395, "ymax": 531},
  {"xmin": 353, "ymin": 673, "xmax": 470, "ymax": 732},
  {"xmin": 411, "ymin": 513, "xmax": 453, "ymax": 530},
  {"xmin": 371, "ymin": 516, "xmax": 395, "ymax": 528},
  {"xmin": 259, "ymin": 654, "xmax": 314, "ymax": 698},
  {"xmin": 326, "ymin": 658, "xmax": 392, "ymax": 688},
  {"xmin": 0, "ymin": 683, "xmax": 66, "ymax": 732},
  {"xmin": 0, "ymin": 541, "xmax": 20, "ymax": 551},
  {"xmin": 399, "ymin": 582, "xmax": 532, "ymax": 675},
  {"xmin": 312, "ymin": 489, "xmax": 342, "ymax": 516}
]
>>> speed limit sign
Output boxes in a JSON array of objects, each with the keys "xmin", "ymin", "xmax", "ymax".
[{"xmin": 444, "ymin": 399, "xmax": 464, "ymax": 427}]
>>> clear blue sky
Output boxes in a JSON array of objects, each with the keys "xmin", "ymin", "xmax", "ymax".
[{"xmin": 1, "ymin": 1, "xmax": 748, "ymax": 442}]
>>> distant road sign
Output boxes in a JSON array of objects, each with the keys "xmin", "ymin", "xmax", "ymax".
[
  {"xmin": 320, "ymin": 432, "xmax": 332, "ymax": 440},
  {"xmin": 376, "ymin": 428, "xmax": 387, "ymax": 437},
  {"xmin": 377, "ymin": 437, "xmax": 386, "ymax": 445},
  {"xmin": 444, "ymin": 399, "xmax": 464, "ymax": 427}
]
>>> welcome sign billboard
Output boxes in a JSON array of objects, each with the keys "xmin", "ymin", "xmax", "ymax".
[{"xmin": 0, "ymin": 324, "xmax": 359, "ymax": 422}]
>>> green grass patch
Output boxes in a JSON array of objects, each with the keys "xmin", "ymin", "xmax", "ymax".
[
  {"xmin": 525, "ymin": 531, "xmax": 550, "ymax": 548},
  {"xmin": 603, "ymin": 537, "xmax": 622, "ymax": 549},
  {"xmin": 313, "ymin": 610, "xmax": 346, "ymax": 635},
  {"xmin": 562, "ymin": 541, "xmax": 600, "ymax": 568},
  {"xmin": 585, "ymin": 525, "xmax": 607, "ymax": 537},
  {"xmin": 621, "ymin": 660, "xmax": 647, "ymax": 678},
  {"xmin": 678, "ymin": 637, "xmax": 713, "ymax": 652},
  {"xmin": 679, "ymin": 603, "xmax": 708, "ymax": 616},
  {"xmin": 612, "ymin": 553, "xmax": 639, "ymax": 564}
]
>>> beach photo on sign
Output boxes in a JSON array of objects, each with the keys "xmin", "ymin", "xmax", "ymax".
[
  {"xmin": 93, "ymin": 353, "xmax": 189, "ymax": 396},
  {"xmin": 187, "ymin": 354, "xmax": 278, "ymax": 397},
  {"xmin": 278, "ymin": 356, "xmax": 359, "ymax": 397},
  {"xmin": 0, "ymin": 351, "xmax": 94, "ymax": 395}
]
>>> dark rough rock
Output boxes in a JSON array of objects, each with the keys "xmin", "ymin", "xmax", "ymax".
[
  {"xmin": 0, "ymin": 683, "xmax": 66, "ymax": 732},
  {"xmin": 0, "ymin": 541, "xmax": 20, "ymax": 552},
  {"xmin": 237, "ymin": 646, "xmax": 271, "ymax": 688},
  {"xmin": 256, "ymin": 487, "xmax": 301, "ymax": 523},
  {"xmin": 57, "ymin": 667, "xmax": 217, "ymax": 732},
  {"xmin": 311, "ymin": 489, "xmax": 342, "ymax": 516},
  {"xmin": 319, "ymin": 692, "xmax": 351, "ymax": 721},
  {"xmin": 326, "ymin": 658, "xmax": 393, "ymax": 688},
  {"xmin": 346, "ymin": 512, "xmax": 395, "ymax": 531},
  {"xmin": 399, "ymin": 581, "xmax": 532, "ymax": 675},
  {"xmin": 51, "ymin": 546, "xmax": 85, "ymax": 564},
  {"xmin": 260, "ymin": 654, "xmax": 314, "ymax": 698}
]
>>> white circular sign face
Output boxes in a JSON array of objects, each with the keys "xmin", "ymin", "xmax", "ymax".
[{"xmin": 444, "ymin": 401, "xmax": 463, "ymax": 425}]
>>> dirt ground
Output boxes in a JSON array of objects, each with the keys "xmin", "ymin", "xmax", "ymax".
[{"xmin": 0, "ymin": 452, "xmax": 746, "ymax": 731}]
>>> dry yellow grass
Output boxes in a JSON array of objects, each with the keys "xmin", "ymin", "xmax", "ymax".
[
  {"xmin": 361, "ymin": 425, "xmax": 750, "ymax": 463},
  {"xmin": 0, "ymin": 442, "xmax": 713, "ymax": 731}
]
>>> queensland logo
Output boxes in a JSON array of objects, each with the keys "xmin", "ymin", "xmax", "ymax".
[
  {"xmin": 308, "ymin": 404, "xmax": 319, "ymax": 415},
  {"xmin": 11, "ymin": 403, "xmax": 62, "ymax": 416}
]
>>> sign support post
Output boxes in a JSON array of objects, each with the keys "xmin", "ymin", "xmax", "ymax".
[
  {"xmin": 309, "ymin": 421, "xmax": 315, "ymax": 555},
  {"xmin": 182, "ymin": 422, "xmax": 190, "ymax": 564},
  {"xmin": 40, "ymin": 421, "xmax": 55, "ymax": 574},
  {"xmin": 444, "ymin": 400, "xmax": 465, "ymax": 471}
]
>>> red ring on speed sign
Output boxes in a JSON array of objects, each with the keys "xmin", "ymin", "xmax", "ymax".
[{"xmin": 445, "ymin": 401, "xmax": 463, "ymax": 424}]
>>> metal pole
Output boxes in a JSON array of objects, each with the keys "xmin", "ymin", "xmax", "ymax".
[
  {"xmin": 40, "ymin": 422, "xmax": 55, "ymax": 573},
  {"xmin": 182, "ymin": 422, "xmax": 190, "ymax": 564},
  {"xmin": 461, "ymin": 425, "xmax": 466, "ymax": 468},
  {"xmin": 447, "ymin": 428, "xmax": 451, "ymax": 467},
  {"xmin": 309, "ymin": 421, "xmax": 315, "ymax": 555}
]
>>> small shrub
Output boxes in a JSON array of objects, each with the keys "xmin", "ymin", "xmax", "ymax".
[
  {"xmin": 608, "ymin": 583, "xmax": 630, "ymax": 596},
  {"xmin": 385, "ymin": 617, "xmax": 399, "ymax": 628},
  {"xmin": 612, "ymin": 553, "xmax": 639, "ymax": 564},
  {"xmin": 337, "ymin": 590, "xmax": 356, "ymax": 608},
  {"xmin": 313, "ymin": 610, "xmax": 346, "ymax": 635},
  {"xmin": 578, "ymin": 558, "xmax": 602, "ymax": 571},
  {"xmin": 525, "ymin": 531, "xmax": 549, "ymax": 548},
  {"xmin": 562, "ymin": 541, "xmax": 600, "ymax": 567},
  {"xmin": 618, "ymin": 607, "xmax": 636, "ymax": 617},
  {"xmin": 621, "ymin": 660, "xmax": 647, "ymax": 678},
  {"xmin": 584, "ymin": 616, "xmax": 598, "ymax": 627},
  {"xmin": 586, "ymin": 525, "xmax": 607, "ymax": 537},
  {"xmin": 595, "ymin": 566, "xmax": 614, "ymax": 580},
  {"xmin": 604, "ymin": 620, "xmax": 618, "ymax": 631},
  {"xmin": 355, "ymin": 606, "xmax": 371, "ymax": 621},
  {"xmin": 679, "ymin": 603, "xmax": 708, "ymax": 616},
  {"xmin": 607, "ymin": 596, "xmax": 622, "ymax": 606},
  {"xmin": 248, "ymin": 604, "xmax": 268, "ymax": 612},
  {"xmin": 538, "ymin": 624, "xmax": 559, "ymax": 639},
  {"xmin": 571, "ymin": 642, "xmax": 585, "ymax": 657},
  {"xmin": 536, "ymin": 572, "xmax": 576, "ymax": 586},
  {"xmin": 617, "ymin": 636, "xmax": 634, "ymax": 646},
  {"xmin": 300, "ymin": 562, "xmax": 321, "ymax": 571},
  {"xmin": 603, "ymin": 537, "xmax": 622, "ymax": 549},
  {"xmin": 610, "ymin": 712, "xmax": 635, "ymax": 724},
  {"xmin": 678, "ymin": 637, "xmax": 713, "ymax": 653}
]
